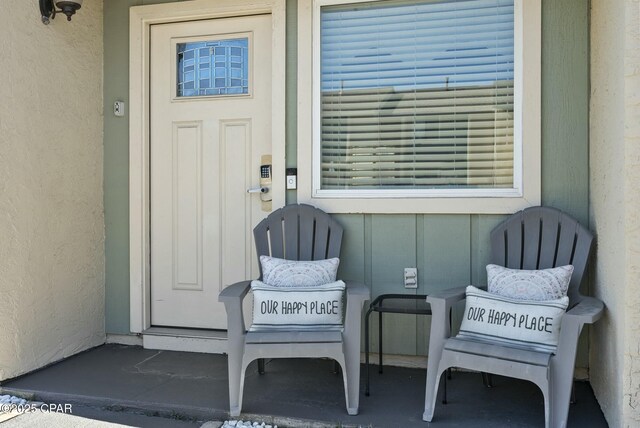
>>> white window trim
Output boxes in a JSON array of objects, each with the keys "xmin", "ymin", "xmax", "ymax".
[{"xmin": 297, "ymin": 0, "xmax": 541, "ymax": 214}]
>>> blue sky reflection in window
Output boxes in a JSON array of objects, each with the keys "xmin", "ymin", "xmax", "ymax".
[{"xmin": 177, "ymin": 38, "xmax": 249, "ymax": 97}]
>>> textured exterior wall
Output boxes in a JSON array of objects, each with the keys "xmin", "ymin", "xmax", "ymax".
[
  {"xmin": 590, "ymin": 0, "xmax": 640, "ymax": 426},
  {"xmin": 589, "ymin": 1, "xmax": 625, "ymax": 425},
  {"xmin": 623, "ymin": 0, "xmax": 640, "ymax": 424},
  {"xmin": 0, "ymin": 0, "xmax": 104, "ymax": 381}
]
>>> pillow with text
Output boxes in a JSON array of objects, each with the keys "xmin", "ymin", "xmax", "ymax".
[
  {"xmin": 457, "ymin": 285, "xmax": 569, "ymax": 353},
  {"xmin": 249, "ymin": 280, "xmax": 345, "ymax": 331}
]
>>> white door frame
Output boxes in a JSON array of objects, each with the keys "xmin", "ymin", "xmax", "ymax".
[{"xmin": 129, "ymin": 0, "xmax": 286, "ymax": 334}]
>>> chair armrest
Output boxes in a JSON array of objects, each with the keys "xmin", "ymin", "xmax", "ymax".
[
  {"xmin": 427, "ymin": 285, "xmax": 471, "ymax": 308},
  {"xmin": 424, "ymin": 284, "xmax": 472, "ymax": 401},
  {"xmin": 563, "ymin": 296, "xmax": 605, "ymax": 326},
  {"xmin": 345, "ymin": 280, "xmax": 370, "ymax": 300},
  {"xmin": 219, "ymin": 280, "xmax": 252, "ymax": 337},
  {"xmin": 218, "ymin": 280, "xmax": 252, "ymax": 303},
  {"xmin": 343, "ymin": 281, "xmax": 370, "ymax": 341},
  {"xmin": 553, "ymin": 296, "xmax": 605, "ymax": 385},
  {"xmin": 426, "ymin": 285, "xmax": 476, "ymax": 345}
]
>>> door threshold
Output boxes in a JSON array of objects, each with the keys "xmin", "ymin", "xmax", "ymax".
[{"xmin": 142, "ymin": 327, "xmax": 227, "ymax": 354}]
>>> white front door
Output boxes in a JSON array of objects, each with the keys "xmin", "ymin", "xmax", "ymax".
[{"xmin": 149, "ymin": 14, "xmax": 274, "ymax": 329}]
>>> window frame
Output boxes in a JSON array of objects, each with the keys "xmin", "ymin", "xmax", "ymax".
[{"xmin": 297, "ymin": 0, "xmax": 541, "ymax": 214}]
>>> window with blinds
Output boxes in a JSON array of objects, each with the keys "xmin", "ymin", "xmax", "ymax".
[{"xmin": 319, "ymin": 0, "xmax": 515, "ymax": 191}]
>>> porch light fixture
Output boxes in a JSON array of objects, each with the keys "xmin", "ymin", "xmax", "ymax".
[{"xmin": 40, "ymin": 0, "xmax": 83, "ymax": 25}]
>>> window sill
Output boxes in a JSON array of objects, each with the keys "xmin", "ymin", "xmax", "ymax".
[{"xmin": 296, "ymin": 193, "xmax": 540, "ymax": 214}]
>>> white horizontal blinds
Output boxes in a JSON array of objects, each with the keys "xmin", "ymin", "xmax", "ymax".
[{"xmin": 320, "ymin": 0, "xmax": 515, "ymax": 190}]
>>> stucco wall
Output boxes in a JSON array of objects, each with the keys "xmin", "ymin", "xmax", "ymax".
[
  {"xmin": 590, "ymin": 0, "xmax": 640, "ymax": 426},
  {"xmin": 0, "ymin": 0, "xmax": 104, "ymax": 381},
  {"xmin": 622, "ymin": 0, "xmax": 640, "ymax": 424}
]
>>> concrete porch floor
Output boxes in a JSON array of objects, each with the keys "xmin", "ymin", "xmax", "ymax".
[{"xmin": 1, "ymin": 344, "xmax": 607, "ymax": 427}]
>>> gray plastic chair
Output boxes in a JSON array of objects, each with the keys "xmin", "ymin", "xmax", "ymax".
[
  {"xmin": 423, "ymin": 206, "xmax": 604, "ymax": 428},
  {"xmin": 219, "ymin": 204, "xmax": 370, "ymax": 417}
]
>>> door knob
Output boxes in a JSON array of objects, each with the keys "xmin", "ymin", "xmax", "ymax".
[{"xmin": 247, "ymin": 186, "xmax": 269, "ymax": 194}]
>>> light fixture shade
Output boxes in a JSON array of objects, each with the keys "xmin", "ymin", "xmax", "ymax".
[
  {"xmin": 40, "ymin": 0, "xmax": 83, "ymax": 24},
  {"xmin": 55, "ymin": 0, "xmax": 83, "ymax": 7},
  {"xmin": 55, "ymin": 1, "xmax": 83, "ymax": 21}
]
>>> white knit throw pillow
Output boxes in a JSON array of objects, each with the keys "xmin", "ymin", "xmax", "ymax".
[{"xmin": 487, "ymin": 264, "xmax": 574, "ymax": 301}]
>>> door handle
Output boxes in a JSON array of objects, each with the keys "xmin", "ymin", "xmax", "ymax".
[{"xmin": 247, "ymin": 186, "xmax": 269, "ymax": 194}]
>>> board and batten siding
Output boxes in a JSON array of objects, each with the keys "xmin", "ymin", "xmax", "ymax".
[{"xmin": 104, "ymin": 0, "xmax": 589, "ymax": 366}]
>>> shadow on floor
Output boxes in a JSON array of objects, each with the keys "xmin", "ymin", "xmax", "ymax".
[{"xmin": 1, "ymin": 344, "xmax": 607, "ymax": 427}]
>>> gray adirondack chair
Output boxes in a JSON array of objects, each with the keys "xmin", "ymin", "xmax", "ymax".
[
  {"xmin": 423, "ymin": 206, "xmax": 604, "ymax": 428},
  {"xmin": 219, "ymin": 204, "xmax": 370, "ymax": 417}
]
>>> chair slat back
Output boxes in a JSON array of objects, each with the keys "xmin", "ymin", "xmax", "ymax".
[
  {"xmin": 490, "ymin": 206, "xmax": 594, "ymax": 305},
  {"xmin": 253, "ymin": 204, "xmax": 344, "ymax": 279}
]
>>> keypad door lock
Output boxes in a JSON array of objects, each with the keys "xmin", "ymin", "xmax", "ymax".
[{"xmin": 247, "ymin": 154, "xmax": 272, "ymax": 211}]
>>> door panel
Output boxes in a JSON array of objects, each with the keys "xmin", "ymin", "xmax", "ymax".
[{"xmin": 150, "ymin": 15, "xmax": 272, "ymax": 329}]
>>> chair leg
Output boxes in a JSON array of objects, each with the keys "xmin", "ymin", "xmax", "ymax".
[
  {"xmin": 378, "ymin": 312, "xmax": 383, "ymax": 374},
  {"xmin": 423, "ymin": 302, "xmax": 450, "ymax": 422},
  {"xmin": 342, "ymin": 346, "xmax": 360, "ymax": 415},
  {"xmin": 228, "ymin": 356, "xmax": 246, "ymax": 417},
  {"xmin": 258, "ymin": 358, "xmax": 265, "ymax": 375},
  {"xmin": 550, "ymin": 370, "xmax": 576, "ymax": 428},
  {"xmin": 541, "ymin": 381, "xmax": 551, "ymax": 428},
  {"xmin": 442, "ymin": 368, "xmax": 451, "ymax": 405},
  {"xmin": 550, "ymin": 321, "xmax": 582, "ymax": 428},
  {"xmin": 442, "ymin": 375, "xmax": 447, "ymax": 405},
  {"xmin": 365, "ymin": 307, "xmax": 372, "ymax": 396},
  {"xmin": 338, "ymin": 358, "xmax": 357, "ymax": 415},
  {"xmin": 423, "ymin": 365, "xmax": 447, "ymax": 422},
  {"xmin": 482, "ymin": 372, "xmax": 493, "ymax": 388}
]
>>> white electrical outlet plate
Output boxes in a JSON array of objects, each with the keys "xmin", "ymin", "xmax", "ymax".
[
  {"xmin": 114, "ymin": 101, "xmax": 125, "ymax": 117},
  {"xmin": 404, "ymin": 267, "xmax": 418, "ymax": 289}
]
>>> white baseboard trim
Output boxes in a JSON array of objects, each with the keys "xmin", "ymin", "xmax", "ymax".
[
  {"xmin": 142, "ymin": 335, "xmax": 227, "ymax": 354},
  {"xmin": 106, "ymin": 333, "xmax": 143, "ymax": 346},
  {"xmin": 141, "ymin": 327, "xmax": 228, "ymax": 354}
]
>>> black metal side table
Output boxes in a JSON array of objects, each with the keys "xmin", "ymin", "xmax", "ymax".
[{"xmin": 364, "ymin": 293, "xmax": 432, "ymax": 396}]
